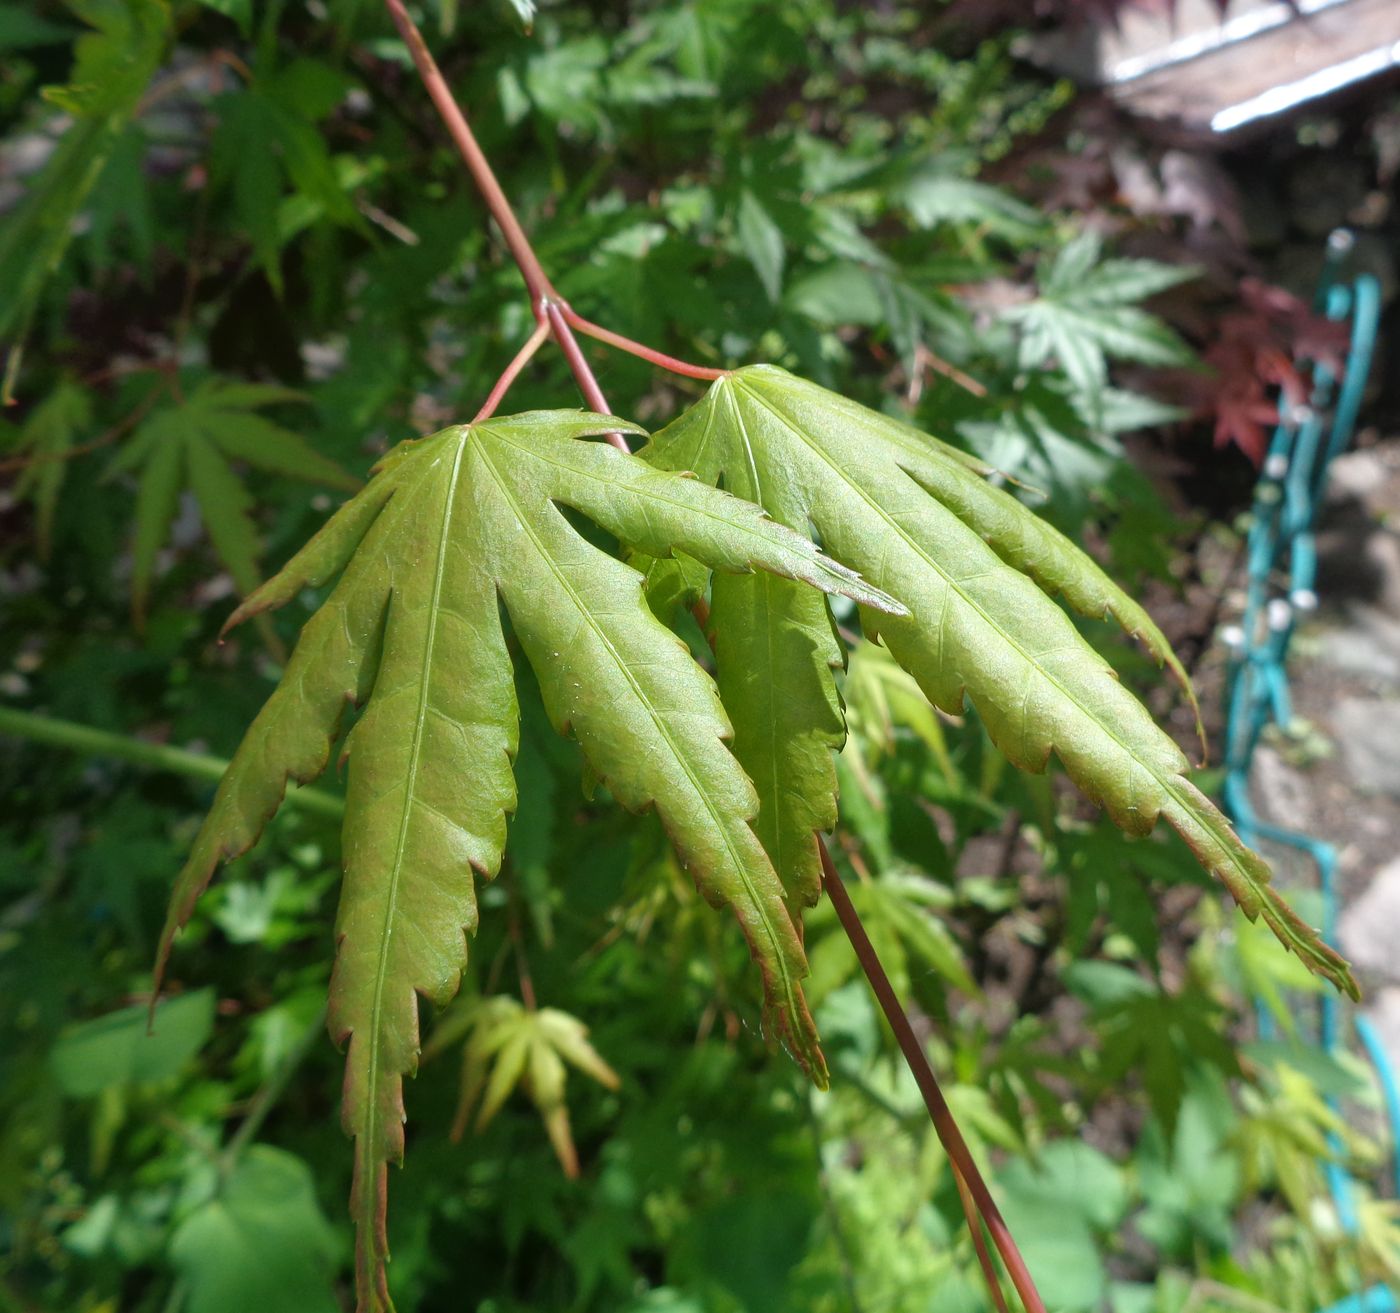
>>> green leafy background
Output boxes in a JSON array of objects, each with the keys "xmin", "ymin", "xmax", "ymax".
[{"xmin": 1, "ymin": 2, "xmax": 1395, "ymax": 1312}]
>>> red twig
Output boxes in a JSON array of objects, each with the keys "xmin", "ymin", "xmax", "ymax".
[
  {"xmin": 382, "ymin": 0, "xmax": 556, "ymax": 305},
  {"xmin": 956, "ymin": 1165, "xmax": 1013, "ymax": 1313},
  {"xmin": 822, "ymin": 847, "xmax": 1045, "ymax": 1313},
  {"xmin": 473, "ymin": 318, "xmax": 551, "ymax": 423},
  {"xmin": 559, "ymin": 305, "xmax": 729, "ymax": 382},
  {"xmin": 543, "ymin": 302, "xmax": 631, "ymax": 453}
]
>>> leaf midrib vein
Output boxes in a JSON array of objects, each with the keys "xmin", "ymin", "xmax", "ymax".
[
  {"xmin": 481, "ymin": 422, "xmax": 824, "ymax": 574},
  {"xmin": 734, "ymin": 380, "xmax": 1256, "ymax": 888},
  {"xmin": 362, "ymin": 437, "xmax": 468, "ymax": 1203},
  {"xmin": 472, "ymin": 432, "xmax": 803, "ymax": 1028},
  {"xmin": 725, "ymin": 385, "xmax": 789, "ymax": 880}
]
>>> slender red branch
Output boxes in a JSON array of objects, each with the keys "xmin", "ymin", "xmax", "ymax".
[
  {"xmin": 543, "ymin": 302, "xmax": 632, "ymax": 452},
  {"xmin": 382, "ymin": 0, "xmax": 556, "ymax": 304},
  {"xmin": 560, "ymin": 305, "xmax": 729, "ymax": 382},
  {"xmin": 473, "ymin": 319, "xmax": 551, "ymax": 423},
  {"xmin": 956, "ymin": 1165, "xmax": 1013, "ymax": 1313},
  {"xmin": 821, "ymin": 846, "xmax": 1046, "ymax": 1313}
]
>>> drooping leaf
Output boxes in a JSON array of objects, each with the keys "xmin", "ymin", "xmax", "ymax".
[
  {"xmin": 153, "ymin": 410, "xmax": 903, "ymax": 1312},
  {"xmin": 108, "ymin": 377, "xmax": 357, "ymax": 623},
  {"xmin": 10, "ymin": 378, "xmax": 91, "ymax": 557},
  {"xmin": 640, "ymin": 366, "xmax": 1355, "ymax": 999}
]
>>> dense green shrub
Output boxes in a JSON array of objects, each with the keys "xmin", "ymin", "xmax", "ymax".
[{"xmin": 1, "ymin": 3, "xmax": 1393, "ymax": 1312}]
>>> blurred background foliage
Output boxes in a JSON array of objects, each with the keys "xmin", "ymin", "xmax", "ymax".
[{"xmin": 1, "ymin": 1, "xmax": 1398, "ymax": 1310}]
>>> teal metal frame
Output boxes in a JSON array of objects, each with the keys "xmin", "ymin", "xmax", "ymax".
[{"xmin": 1219, "ymin": 229, "xmax": 1396, "ymax": 1313}]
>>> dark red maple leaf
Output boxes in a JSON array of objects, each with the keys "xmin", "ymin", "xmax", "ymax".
[{"xmin": 1171, "ymin": 279, "xmax": 1351, "ymax": 465}]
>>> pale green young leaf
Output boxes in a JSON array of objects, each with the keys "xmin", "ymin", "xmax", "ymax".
[
  {"xmin": 117, "ymin": 378, "xmax": 356, "ymax": 621},
  {"xmin": 445, "ymin": 996, "xmax": 619, "ymax": 1178},
  {"xmin": 477, "ymin": 1029, "xmax": 532, "ymax": 1129},
  {"xmin": 642, "ymin": 367, "xmax": 1355, "ymax": 1000},
  {"xmin": 535, "ymin": 1008, "xmax": 622, "ymax": 1091},
  {"xmin": 155, "ymin": 410, "xmax": 902, "ymax": 1313}
]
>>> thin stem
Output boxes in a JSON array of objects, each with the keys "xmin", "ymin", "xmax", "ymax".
[
  {"xmin": 955, "ymin": 1165, "xmax": 1013, "ymax": 1313},
  {"xmin": 820, "ymin": 846, "xmax": 1046, "ymax": 1313},
  {"xmin": 544, "ymin": 301, "xmax": 632, "ymax": 451},
  {"xmin": 378, "ymin": 0, "xmax": 648, "ymax": 446},
  {"xmin": 381, "ymin": 0, "xmax": 556, "ymax": 303},
  {"xmin": 0, "ymin": 706, "xmax": 344, "ymax": 818},
  {"xmin": 544, "ymin": 304, "xmax": 611, "ymax": 409},
  {"xmin": 560, "ymin": 305, "xmax": 728, "ymax": 382},
  {"xmin": 505, "ymin": 883, "xmax": 538, "ymax": 1012},
  {"xmin": 473, "ymin": 318, "xmax": 551, "ymax": 423}
]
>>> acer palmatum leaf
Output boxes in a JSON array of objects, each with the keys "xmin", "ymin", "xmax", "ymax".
[
  {"xmin": 107, "ymin": 377, "xmax": 358, "ymax": 625},
  {"xmin": 641, "ymin": 367, "xmax": 1356, "ymax": 1001},
  {"xmin": 153, "ymin": 410, "xmax": 904, "ymax": 1313}
]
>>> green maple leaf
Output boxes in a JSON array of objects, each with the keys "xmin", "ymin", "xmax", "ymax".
[
  {"xmin": 107, "ymin": 378, "xmax": 358, "ymax": 624},
  {"xmin": 152, "ymin": 410, "xmax": 902, "ymax": 1312},
  {"xmin": 10, "ymin": 378, "xmax": 91, "ymax": 557},
  {"xmin": 210, "ymin": 74, "xmax": 364, "ymax": 295},
  {"xmin": 1005, "ymin": 231, "xmax": 1195, "ymax": 416},
  {"xmin": 640, "ymin": 365, "xmax": 1355, "ymax": 1000}
]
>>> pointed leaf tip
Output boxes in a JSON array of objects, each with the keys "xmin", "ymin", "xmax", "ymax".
[
  {"xmin": 159, "ymin": 410, "xmax": 850, "ymax": 1312},
  {"xmin": 643, "ymin": 367, "xmax": 1350, "ymax": 998}
]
